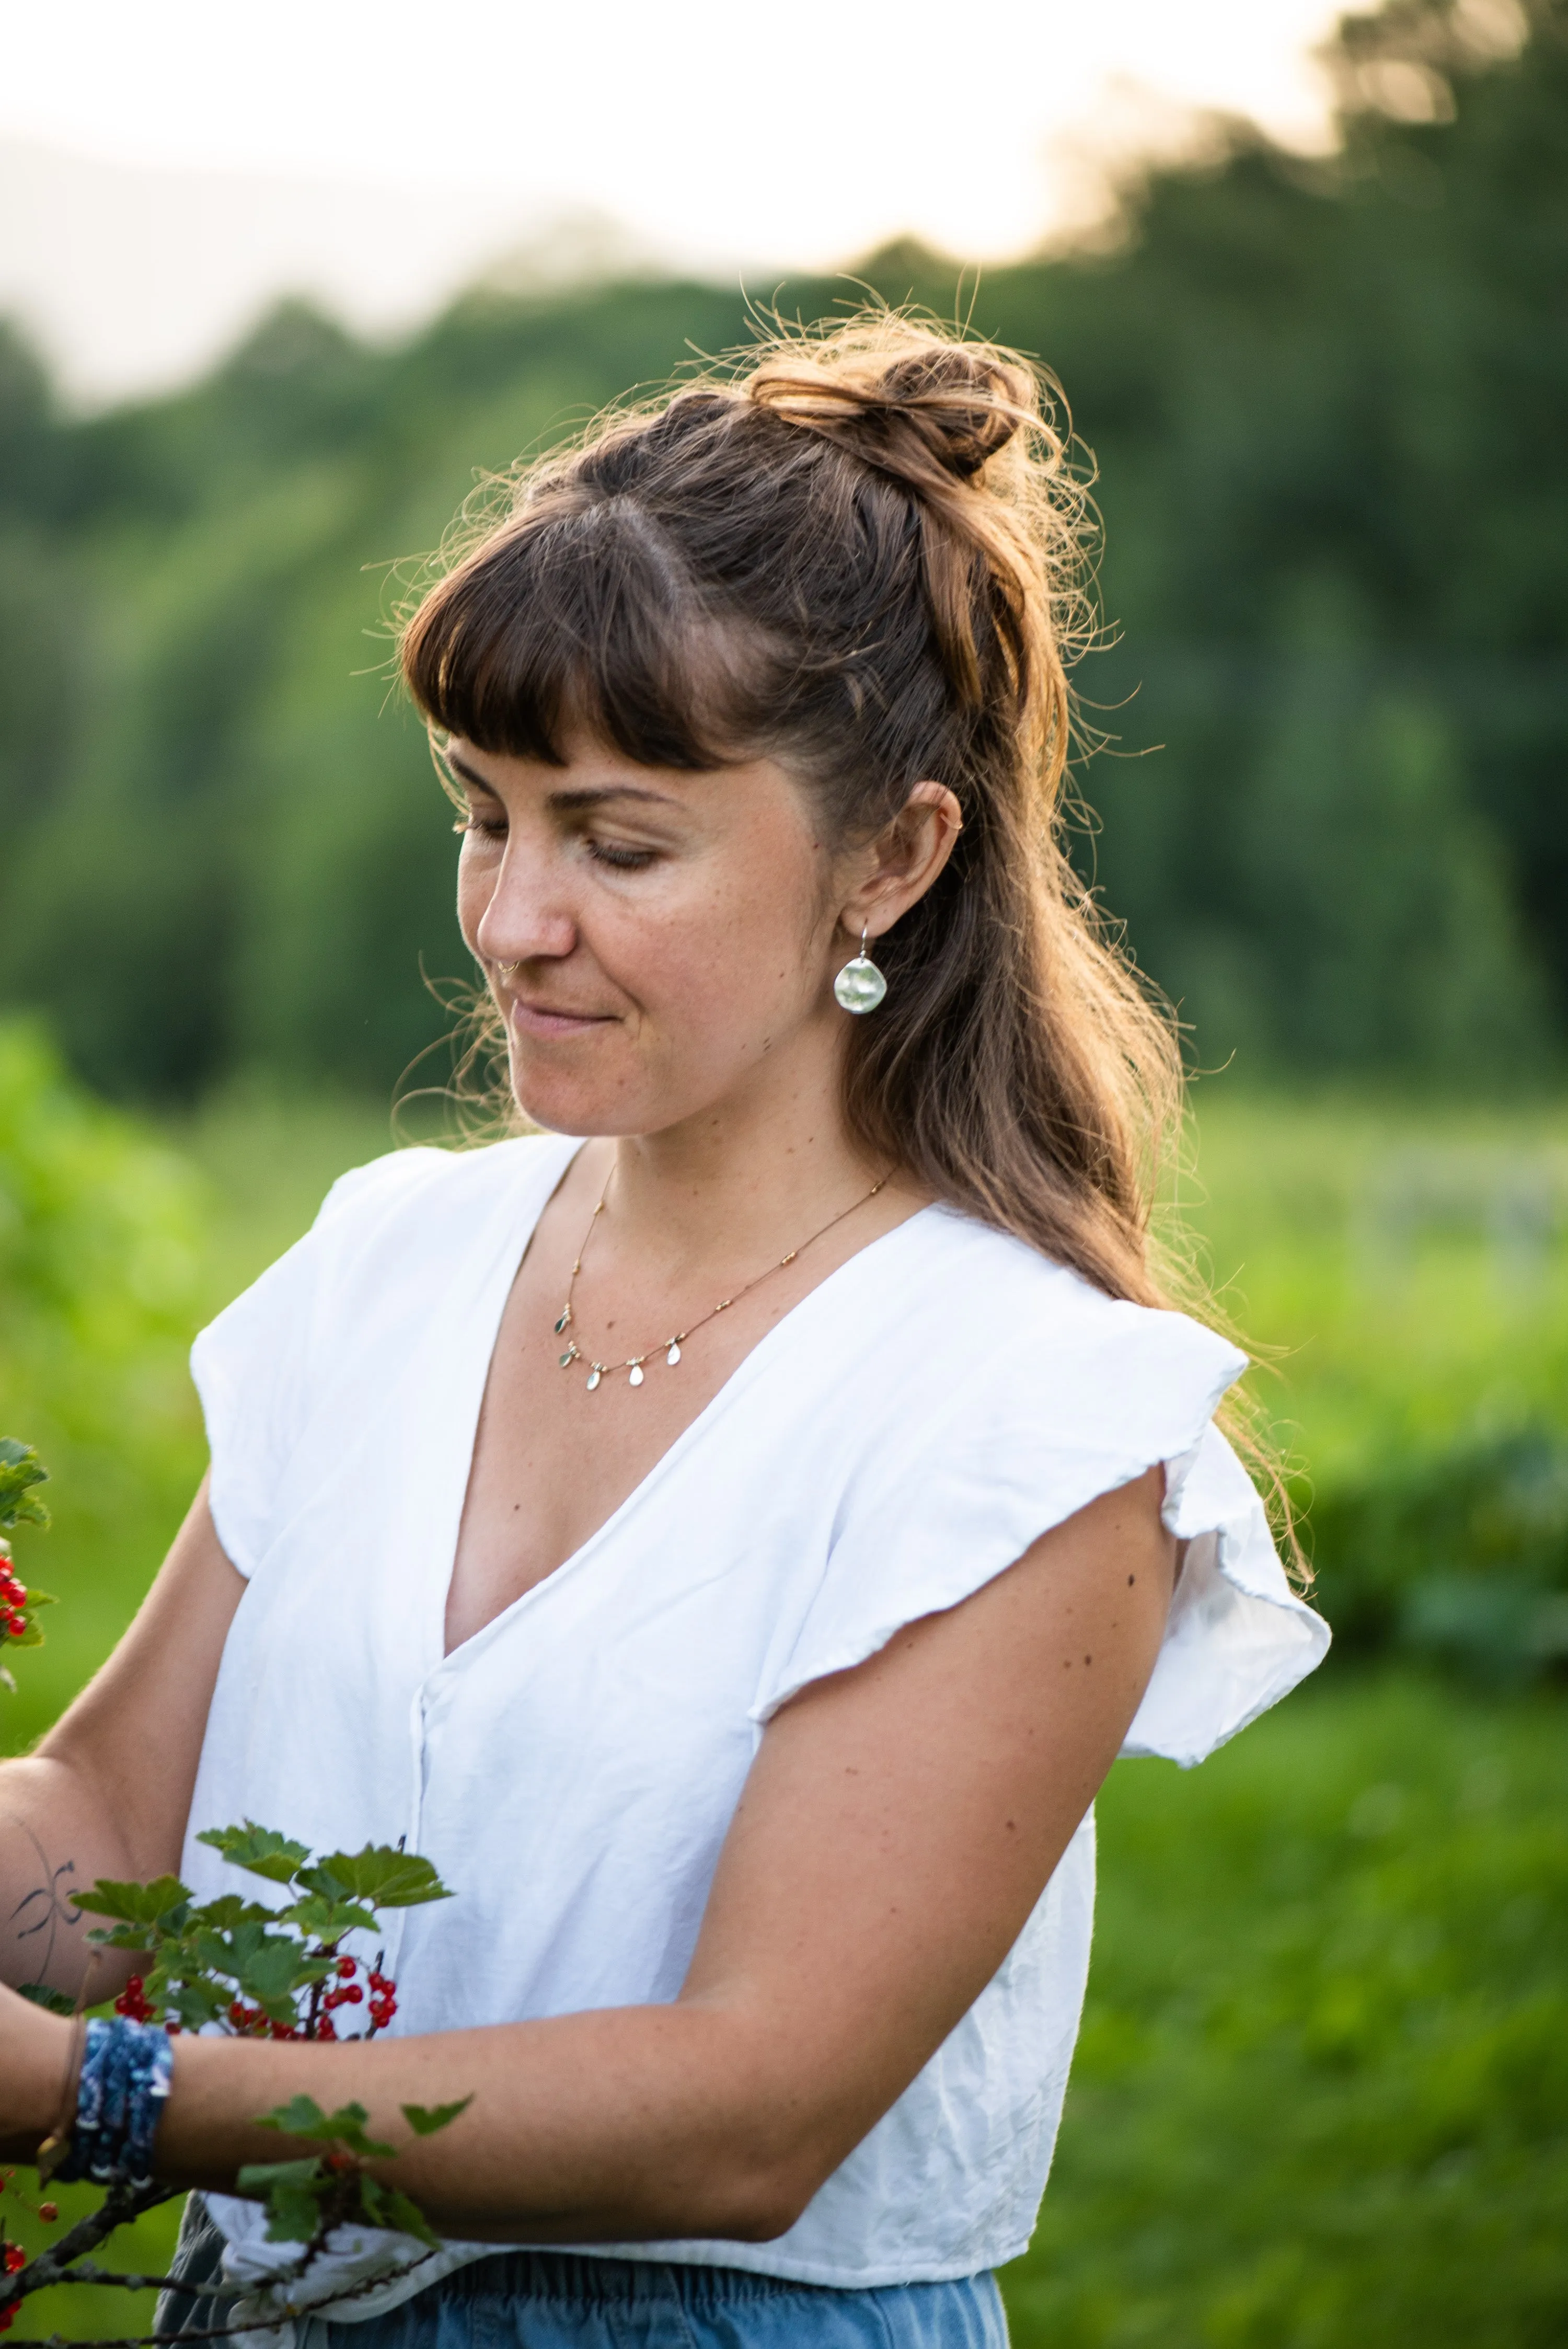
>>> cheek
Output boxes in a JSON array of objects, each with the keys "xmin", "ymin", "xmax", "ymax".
[
  {"xmin": 620, "ymin": 847, "xmax": 825, "ymax": 1040},
  {"xmin": 455, "ymin": 849, "xmax": 492, "ymax": 948}
]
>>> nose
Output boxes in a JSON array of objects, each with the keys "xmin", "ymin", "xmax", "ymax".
[{"xmin": 472, "ymin": 840, "xmax": 579, "ymax": 968}]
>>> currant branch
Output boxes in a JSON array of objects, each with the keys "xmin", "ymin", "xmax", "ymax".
[
  {"xmin": 2, "ymin": 1453, "xmax": 475, "ymax": 2336},
  {"xmin": 0, "ymin": 1440, "xmax": 52, "ymax": 1698},
  {"xmin": 3, "ymin": 1827, "xmax": 470, "ymax": 2334}
]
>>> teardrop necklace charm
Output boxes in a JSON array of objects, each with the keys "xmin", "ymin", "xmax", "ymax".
[
  {"xmin": 833, "ymin": 925, "xmax": 887, "ymax": 1015},
  {"xmin": 555, "ymin": 1162, "xmax": 887, "ymax": 1396}
]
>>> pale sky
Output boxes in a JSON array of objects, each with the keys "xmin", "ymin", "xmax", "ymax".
[{"xmin": 0, "ymin": 0, "xmax": 1367, "ymax": 402}]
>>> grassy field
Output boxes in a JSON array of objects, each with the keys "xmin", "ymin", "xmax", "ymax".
[
  {"xmin": 1004, "ymin": 1673, "xmax": 1568, "ymax": 2347},
  {"xmin": 1181, "ymin": 1092, "xmax": 1568, "ymax": 1486},
  {"xmin": 3, "ymin": 1076, "xmax": 1566, "ymax": 2341}
]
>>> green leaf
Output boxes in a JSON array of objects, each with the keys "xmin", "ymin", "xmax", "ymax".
[
  {"xmin": 237, "ymin": 2159, "xmax": 328, "ymax": 2245},
  {"xmin": 197, "ymin": 1821, "xmax": 311, "ymax": 1886},
  {"xmin": 278, "ymin": 1893, "xmax": 382, "ymax": 1943},
  {"xmin": 0, "ymin": 1442, "xmax": 50, "ymax": 1534},
  {"xmin": 255, "ymin": 2097, "xmax": 396, "ymax": 2160},
  {"xmin": 255, "ymin": 2093, "xmax": 333, "ymax": 2138},
  {"xmin": 187, "ymin": 1894, "xmax": 276, "ymax": 1933},
  {"xmin": 401, "ymin": 2097, "xmax": 473, "ymax": 2137},
  {"xmin": 165, "ymin": 1978, "xmax": 229, "ymax": 2031},
  {"xmin": 297, "ymin": 1845, "xmax": 452, "ymax": 1910},
  {"xmin": 86, "ymin": 1920, "xmax": 172, "ymax": 1952},
  {"xmin": 75, "ymin": 1874, "xmax": 192, "ymax": 1929},
  {"xmin": 359, "ymin": 2179, "xmax": 440, "ymax": 2249},
  {"xmin": 232, "ymin": 1936, "xmax": 319, "ymax": 2014},
  {"xmin": 17, "ymin": 1982, "xmax": 77, "ymax": 2016}
]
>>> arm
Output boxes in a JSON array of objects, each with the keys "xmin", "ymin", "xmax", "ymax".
[
  {"xmin": 0, "ymin": 1480, "xmax": 244, "ymax": 2002},
  {"xmin": 1, "ymin": 1468, "xmax": 1173, "ymax": 2225}
]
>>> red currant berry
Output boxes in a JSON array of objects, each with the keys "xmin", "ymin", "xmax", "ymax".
[
  {"xmin": 316, "ymin": 2016, "xmax": 337, "ymax": 2041},
  {"xmin": 337, "ymin": 1956, "xmax": 356, "ymax": 1978},
  {"xmin": 37, "ymin": 2206, "xmax": 57, "ymax": 2226},
  {"xmin": 3, "ymin": 2246, "xmax": 24, "ymax": 2274}
]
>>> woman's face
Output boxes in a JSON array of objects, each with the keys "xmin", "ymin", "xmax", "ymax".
[{"xmin": 446, "ymin": 730, "xmax": 856, "ymax": 1140}]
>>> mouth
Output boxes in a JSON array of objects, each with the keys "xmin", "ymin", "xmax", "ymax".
[{"xmin": 508, "ymin": 996, "xmax": 619, "ymax": 1041}]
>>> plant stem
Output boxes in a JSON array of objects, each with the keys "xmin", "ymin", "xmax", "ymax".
[{"xmin": 0, "ymin": 2182, "xmax": 182, "ymax": 2317}]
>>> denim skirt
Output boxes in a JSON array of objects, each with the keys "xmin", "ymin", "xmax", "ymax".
[{"xmin": 159, "ymin": 2196, "xmax": 1009, "ymax": 2349}]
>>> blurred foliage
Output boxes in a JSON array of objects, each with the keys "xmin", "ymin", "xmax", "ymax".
[
  {"xmin": 0, "ymin": 1019, "xmax": 206, "ymax": 1703},
  {"xmin": 0, "ymin": 0, "xmax": 1563, "ymax": 1095},
  {"xmin": 1004, "ymin": 1674, "xmax": 1568, "ymax": 2348},
  {"xmin": 1184, "ymin": 1090, "xmax": 1568, "ymax": 1680},
  {"xmin": 1312, "ymin": 1428, "xmax": 1568, "ymax": 1678}
]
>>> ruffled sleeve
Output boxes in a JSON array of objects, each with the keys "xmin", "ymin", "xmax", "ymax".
[
  {"xmin": 190, "ymin": 1150, "xmax": 443, "ymax": 1576},
  {"xmin": 751, "ymin": 1278, "xmax": 1328, "ymax": 1765}
]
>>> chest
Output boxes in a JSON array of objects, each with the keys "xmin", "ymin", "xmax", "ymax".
[{"xmin": 444, "ymin": 1184, "xmax": 890, "ymax": 1654}]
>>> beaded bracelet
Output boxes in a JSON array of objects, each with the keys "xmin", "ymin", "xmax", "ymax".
[{"xmin": 51, "ymin": 2015, "xmax": 174, "ymax": 2190}]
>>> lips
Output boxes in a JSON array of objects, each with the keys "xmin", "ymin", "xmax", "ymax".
[{"xmin": 509, "ymin": 997, "xmax": 617, "ymax": 1038}]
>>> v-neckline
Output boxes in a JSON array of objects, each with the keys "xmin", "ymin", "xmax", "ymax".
[{"xmin": 431, "ymin": 1136, "xmax": 940, "ymax": 1672}]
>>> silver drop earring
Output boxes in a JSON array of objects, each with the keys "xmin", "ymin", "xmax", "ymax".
[{"xmin": 833, "ymin": 926, "xmax": 888, "ymax": 1015}]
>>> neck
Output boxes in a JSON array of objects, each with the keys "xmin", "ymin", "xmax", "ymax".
[{"xmin": 595, "ymin": 1030, "xmax": 884, "ymax": 1274}]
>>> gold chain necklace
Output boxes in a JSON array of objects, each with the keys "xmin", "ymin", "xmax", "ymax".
[{"xmin": 554, "ymin": 1169, "xmax": 890, "ymax": 1391}]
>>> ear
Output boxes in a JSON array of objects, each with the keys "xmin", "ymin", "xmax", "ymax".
[{"xmin": 839, "ymin": 782, "xmax": 963, "ymax": 943}]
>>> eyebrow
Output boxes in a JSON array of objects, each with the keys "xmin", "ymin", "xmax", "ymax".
[{"xmin": 444, "ymin": 747, "xmax": 681, "ymax": 813}]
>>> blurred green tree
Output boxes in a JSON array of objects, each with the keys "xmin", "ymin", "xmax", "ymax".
[{"xmin": 0, "ymin": 0, "xmax": 1563, "ymax": 1096}]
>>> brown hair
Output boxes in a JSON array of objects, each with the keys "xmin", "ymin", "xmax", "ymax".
[{"xmin": 399, "ymin": 311, "xmax": 1298, "ymax": 1561}]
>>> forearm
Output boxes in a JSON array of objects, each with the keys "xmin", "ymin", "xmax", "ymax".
[
  {"xmin": 160, "ymin": 2000, "xmax": 799, "ymax": 2244},
  {"xmin": 0, "ymin": 1756, "xmax": 141, "ymax": 1999},
  {"xmin": 1, "ymin": 1485, "xmax": 243, "ymax": 2003}
]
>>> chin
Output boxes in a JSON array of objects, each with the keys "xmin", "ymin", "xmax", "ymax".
[
  {"xmin": 508, "ymin": 1056, "xmax": 709, "ymax": 1144},
  {"xmin": 508, "ymin": 1064, "xmax": 637, "ymax": 1141}
]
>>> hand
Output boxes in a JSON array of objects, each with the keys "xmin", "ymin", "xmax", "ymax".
[{"xmin": 0, "ymin": 1977, "xmax": 73, "ymax": 2163}]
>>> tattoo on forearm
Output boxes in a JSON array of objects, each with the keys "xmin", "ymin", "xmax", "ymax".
[{"xmin": 6, "ymin": 1820, "xmax": 83, "ymax": 1982}]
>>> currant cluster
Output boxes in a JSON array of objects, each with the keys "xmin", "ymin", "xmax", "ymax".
[
  {"xmin": 0, "ymin": 1443, "xmax": 50, "ymax": 1691},
  {"xmin": 315, "ymin": 1953, "xmax": 399, "ymax": 2038},
  {"xmin": 0, "ymin": 1548, "xmax": 28, "ymax": 1643},
  {"xmin": 113, "ymin": 1973, "xmax": 156, "ymax": 2023},
  {"xmin": 0, "ymin": 2243, "xmax": 21, "ymax": 2335},
  {"xmin": 0, "ymin": 2173, "xmax": 59, "ymax": 2335}
]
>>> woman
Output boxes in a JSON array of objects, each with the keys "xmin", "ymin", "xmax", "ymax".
[{"xmin": 0, "ymin": 316, "xmax": 1327, "ymax": 2348}]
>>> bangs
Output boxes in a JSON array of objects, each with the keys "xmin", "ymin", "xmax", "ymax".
[{"xmin": 400, "ymin": 492, "xmax": 760, "ymax": 772}]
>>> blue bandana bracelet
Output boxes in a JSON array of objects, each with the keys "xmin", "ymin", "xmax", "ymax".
[{"xmin": 50, "ymin": 2015, "xmax": 174, "ymax": 2189}]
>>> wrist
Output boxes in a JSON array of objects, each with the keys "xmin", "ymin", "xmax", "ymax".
[{"xmin": 2, "ymin": 1995, "xmax": 73, "ymax": 2156}]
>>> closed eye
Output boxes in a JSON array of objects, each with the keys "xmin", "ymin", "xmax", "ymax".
[{"xmin": 586, "ymin": 840, "xmax": 659, "ymax": 871}]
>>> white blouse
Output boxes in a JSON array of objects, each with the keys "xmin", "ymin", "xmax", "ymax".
[{"xmin": 181, "ymin": 1133, "xmax": 1327, "ymax": 2322}]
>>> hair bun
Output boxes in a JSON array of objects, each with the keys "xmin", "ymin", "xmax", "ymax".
[
  {"xmin": 863, "ymin": 347, "xmax": 1031, "ymax": 480},
  {"xmin": 744, "ymin": 325, "xmax": 1036, "ymax": 492}
]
